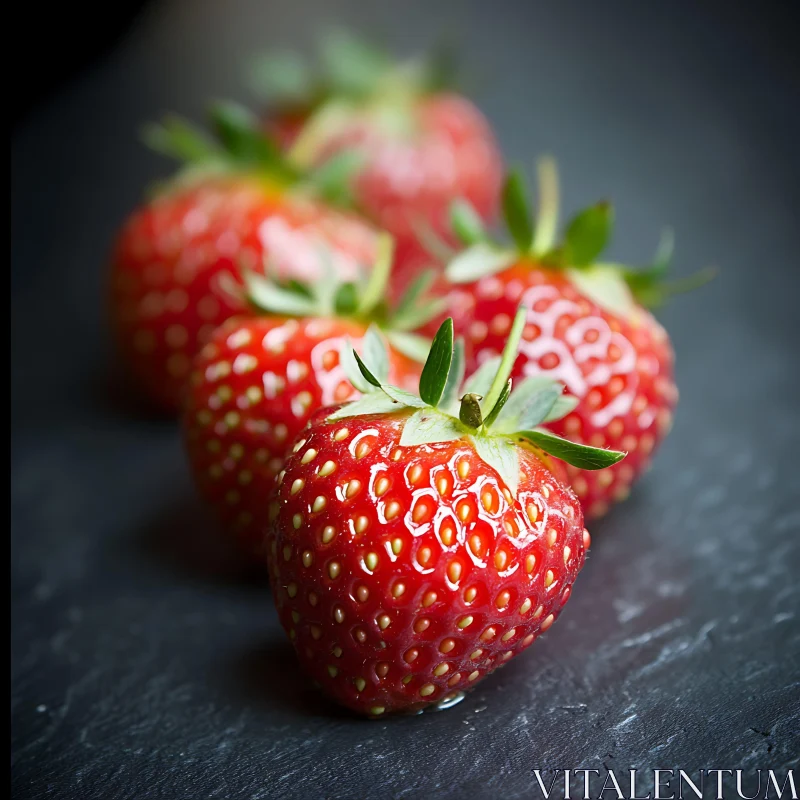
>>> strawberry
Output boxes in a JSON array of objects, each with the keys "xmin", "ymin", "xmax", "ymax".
[
  {"xmin": 183, "ymin": 237, "xmax": 440, "ymax": 553},
  {"xmin": 110, "ymin": 102, "xmax": 381, "ymax": 411},
  {"xmin": 253, "ymin": 32, "xmax": 503, "ymax": 292},
  {"xmin": 425, "ymin": 160, "xmax": 714, "ymax": 519},
  {"xmin": 266, "ymin": 309, "xmax": 624, "ymax": 716}
]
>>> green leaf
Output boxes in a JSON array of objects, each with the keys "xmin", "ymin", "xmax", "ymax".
[
  {"xmin": 390, "ymin": 296, "xmax": 449, "ymax": 333},
  {"xmin": 380, "ymin": 384, "xmax": 427, "ymax": 408},
  {"xmin": 493, "ymin": 375, "xmax": 551, "ymax": 431},
  {"xmin": 421, "ymin": 38, "xmax": 459, "ymax": 93},
  {"xmin": 399, "ymin": 408, "xmax": 465, "ymax": 447},
  {"xmin": 338, "ymin": 339, "xmax": 372, "ymax": 393},
  {"xmin": 285, "ymin": 279, "xmax": 314, "ymax": 298},
  {"xmin": 462, "ymin": 356, "xmax": 501, "ymax": 397},
  {"xmin": 394, "ymin": 270, "xmax": 435, "ymax": 320},
  {"xmin": 418, "ymin": 318, "xmax": 454, "ymax": 408},
  {"xmin": 543, "ymin": 393, "xmax": 579, "ymax": 423},
  {"xmin": 209, "ymin": 101, "xmax": 286, "ymax": 170},
  {"xmin": 244, "ymin": 272, "xmax": 319, "ymax": 316},
  {"xmin": 333, "ymin": 282, "xmax": 359, "ymax": 315},
  {"xmin": 458, "ymin": 393, "xmax": 484, "ymax": 429},
  {"xmin": 327, "ymin": 392, "xmax": 406, "ymax": 420},
  {"xmin": 519, "ymin": 429, "xmax": 626, "ymax": 470},
  {"xmin": 353, "ymin": 350, "xmax": 382, "ymax": 388},
  {"xmin": 250, "ymin": 50, "xmax": 314, "ymax": 105},
  {"xmin": 440, "ymin": 338, "xmax": 465, "ymax": 411},
  {"xmin": 564, "ymin": 201, "xmax": 614, "ymax": 267},
  {"xmin": 321, "ymin": 30, "xmax": 389, "ymax": 98},
  {"xmin": 502, "ymin": 170, "xmax": 534, "ymax": 252},
  {"xmin": 623, "ymin": 230, "xmax": 716, "ymax": 309},
  {"xmin": 517, "ymin": 384, "xmax": 563, "ymax": 429},
  {"xmin": 362, "ymin": 325, "xmax": 390, "ymax": 383},
  {"xmin": 356, "ymin": 233, "xmax": 394, "ymax": 317},
  {"xmin": 383, "ymin": 330, "xmax": 431, "ymax": 364},
  {"xmin": 450, "ymin": 199, "xmax": 486, "ymax": 246},
  {"xmin": 656, "ymin": 265, "xmax": 718, "ymax": 304},
  {"xmin": 471, "ymin": 436, "xmax": 520, "ymax": 496},
  {"xmin": 307, "ymin": 149, "xmax": 365, "ymax": 206},
  {"xmin": 483, "ymin": 379, "xmax": 512, "ymax": 429},
  {"xmin": 445, "ymin": 244, "xmax": 516, "ymax": 284},
  {"xmin": 566, "ymin": 265, "xmax": 636, "ymax": 318},
  {"xmin": 287, "ymin": 99, "xmax": 358, "ymax": 168},
  {"xmin": 492, "ymin": 377, "xmax": 563, "ymax": 432},
  {"xmin": 409, "ymin": 217, "xmax": 457, "ymax": 263},
  {"xmin": 648, "ymin": 227, "xmax": 674, "ymax": 282},
  {"xmin": 141, "ymin": 116, "xmax": 221, "ymax": 164},
  {"xmin": 391, "ymin": 270, "xmax": 448, "ymax": 331}
]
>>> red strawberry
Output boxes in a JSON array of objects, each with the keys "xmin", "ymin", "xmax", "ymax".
[
  {"xmin": 183, "ymin": 239, "xmax": 439, "ymax": 553},
  {"xmin": 266, "ymin": 310, "xmax": 624, "ymax": 716},
  {"xmin": 425, "ymin": 160, "xmax": 714, "ymax": 519},
  {"xmin": 254, "ymin": 32, "xmax": 503, "ymax": 292},
  {"xmin": 110, "ymin": 102, "xmax": 380, "ymax": 411}
]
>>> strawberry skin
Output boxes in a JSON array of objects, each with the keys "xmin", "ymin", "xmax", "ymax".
[
  {"xmin": 279, "ymin": 94, "xmax": 503, "ymax": 292},
  {"xmin": 430, "ymin": 264, "xmax": 677, "ymax": 519},
  {"xmin": 110, "ymin": 177, "xmax": 380, "ymax": 411},
  {"xmin": 267, "ymin": 407, "xmax": 588, "ymax": 716},
  {"xmin": 183, "ymin": 316, "xmax": 419, "ymax": 553}
]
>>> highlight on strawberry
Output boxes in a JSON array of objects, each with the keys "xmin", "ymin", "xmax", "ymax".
[
  {"xmin": 423, "ymin": 159, "xmax": 715, "ymax": 519},
  {"xmin": 266, "ymin": 307, "xmax": 624, "ymax": 716},
  {"xmin": 183, "ymin": 234, "xmax": 443, "ymax": 552},
  {"xmin": 252, "ymin": 30, "xmax": 504, "ymax": 292},
  {"xmin": 110, "ymin": 101, "xmax": 383, "ymax": 411}
]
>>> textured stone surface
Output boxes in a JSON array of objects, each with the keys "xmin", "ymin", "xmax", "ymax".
[{"xmin": 11, "ymin": 1, "xmax": 799, "ymax": 798}]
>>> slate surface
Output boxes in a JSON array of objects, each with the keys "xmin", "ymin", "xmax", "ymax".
[{"xmin": 10, "ymin": 2, "xmax": 800, "ymax": 798}]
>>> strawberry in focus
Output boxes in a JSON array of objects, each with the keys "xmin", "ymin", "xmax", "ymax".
[
  {"xmin": 425, "ymin": 160, "xmax": 714, "ymax": 519},
  {"xmin": 253, "ymin": 32, "xmax": 503, "ymax": 292},
  {"xmin": 266, "ymin": 310, "xmax": 624, "ymax": 716},
  {"xmin": 110, "ymin": 103, "xmax": 381, "ymax": 411},
  {"xmin": 183, "ymin": 237, "xmax": 437, "ymax": 553}
]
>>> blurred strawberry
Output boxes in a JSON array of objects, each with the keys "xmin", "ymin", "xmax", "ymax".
[
  {"xmin": 424, "ymin": 160, "xmax": 714, "ymax": 519},
  {"xmin": 183, "ymin": 236, "xmax": 440, "ymax": 552},
  {"xmin": 110, "ymin": 102, "xmax": 381, "ymax": 411},
  {"xmin": 252, "ymin": 32, "xmax": 503, "ymax": 291}
]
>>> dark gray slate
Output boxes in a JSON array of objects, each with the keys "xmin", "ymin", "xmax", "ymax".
[{"xmin": 11, "ymin": 1, "xmax": 800, "ymax": 798}]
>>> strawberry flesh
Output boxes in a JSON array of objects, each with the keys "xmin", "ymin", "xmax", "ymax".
[
  {"xmin": 428, "ymin": 263, "xmax": 677, "ymax": 519},
  {"xmin": 274, "ymin": 94, "xmax": 503, "ymax": 293},
  {"xmin": 110, "ymin": 177, "xmax": 380, "ymax": 410},
  {"xmin": 267, "ymin": 407, "xmax": 588, "ymax": 716},
  {"xmin": 183, "ymin": 316, "xmax": 419, "ymax": 553}
]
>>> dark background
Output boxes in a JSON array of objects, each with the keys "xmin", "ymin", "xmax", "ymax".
[{"xmin": 11, "ymin": 2, "xmax": 800, "ymax": 798}]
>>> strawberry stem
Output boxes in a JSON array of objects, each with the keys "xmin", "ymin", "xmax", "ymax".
[
  {"xmin": 356, "ymin": 234, "xmax": 394, "ymax": 317},
  {"xmin": 532, "ymin": 156, "xmax": 559, "ymax": 254},
  {"xmin": 459, "ymin": 392, "xmax": 484, "ymax": 429},
  {"xmin": 481, "ymin": 305, "xmax": 527, "ymax": 420}
]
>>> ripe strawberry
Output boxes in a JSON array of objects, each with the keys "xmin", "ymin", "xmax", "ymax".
[
  {"xmin": 253, "ymin": 32, "xmax": 503, "ymax": 291},
  {"xmin": 425, "ymin": 160, "xmax": 714, "ymax": 519},
  {"xmin": 183, "ymin": 238, "xmax": 439, "ymax": 553},
  {"xmin": 266, "ymin": 310, "xmax": 624, "ymax": 716},
  {"xmin": 110, "ymin": 102, "xmax": 381, "ymax": 411}
]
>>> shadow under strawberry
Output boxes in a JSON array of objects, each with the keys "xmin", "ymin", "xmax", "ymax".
[
  {"xmin": 220, "ymin": 638, "xmax": 354, "ymax": 720},
  {"xmin": 86, "ymin": 359, "xmax": 178, "ymax": 422},
  {"xmin": 128, "ymin": 495, "xmax": 267, "ymax": 588}
]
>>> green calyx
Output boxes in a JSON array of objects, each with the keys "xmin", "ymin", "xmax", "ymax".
[
  {"xmin": 257, "ymin": 31, "xmax": 456, "ymax": 171},
  {"xmin": 445, "ymin": 158, "xmax": 715, "ymax": 315},
  {"xmin": 329, "ymin": 306, "xmax": 626, "ymax": 495},
  {"xmin": 226, "ymin": 233, "xmax": 443, "ymax": 364},
  {"xmin": 142, "ymin": 101, "xmax": 363, "ymax": 207},
  {"xmin": 250, "ymin": 30, "xmax": 455, "ymax": 113}
]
